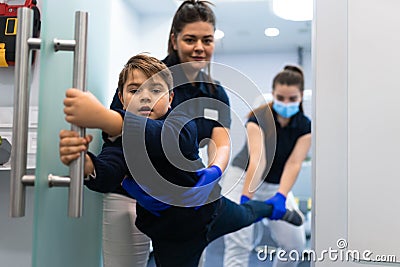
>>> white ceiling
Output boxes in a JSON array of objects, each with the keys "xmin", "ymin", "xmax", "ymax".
[{"xmin": 127, "ymin": 0, "xmax": 312, "ymax": 54}]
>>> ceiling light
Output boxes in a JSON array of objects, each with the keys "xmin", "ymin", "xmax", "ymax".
[
  {"xmin": 272, "ymin": 0, "xmax": 313, "ymax": 21},
  {"xmin": 264, "ymin": 28, "xmax": 280, "ymax": 37},
  {"xmin": 214, "ymin": 29, "xmax": 225, "ymax": 40}
]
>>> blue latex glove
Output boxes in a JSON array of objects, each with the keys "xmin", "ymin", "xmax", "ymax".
[
  {"xmin": 240, "ymin": 195, "xmax": 250, "ymax": 204},
  {"xmin": 181, "ymin": 165, "xmax": 222, "ymax": 208},
  {"xmin": 122, "ymin": 178, "xmax": 171, "ymax": 216},
  {"xmin": 265, "ymin": 192, "xmax": 287, "ymax": 220}
]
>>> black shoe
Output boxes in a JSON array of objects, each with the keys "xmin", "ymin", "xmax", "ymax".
[{"xmin": 282, "ymin": 209, "xmax": 304, "ymax": 226}]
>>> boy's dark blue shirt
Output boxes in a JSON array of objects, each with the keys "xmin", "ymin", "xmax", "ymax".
[
  {"xmin": 86, "ymin": 109, "xmax": 219, "ymax": 240},
  {"xmin": 86, "ymin": 109, "xmax": 203, "ymax": 192}
]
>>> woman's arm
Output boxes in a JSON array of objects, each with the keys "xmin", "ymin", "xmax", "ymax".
[
  {"xmin": 277, "ymin": 133, "xmax": 311, "ymax": 196},
  {"xmin": 241, "ymin": 122, "xmax": 266, "ymax": 198},
  {"xmin": 207, "ymin": 127, "xmax": 230, "ymax": 172}
]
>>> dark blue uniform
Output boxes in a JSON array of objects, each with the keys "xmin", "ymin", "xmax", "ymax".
[
  {"xmin": 89, "ymin": 109, "xmax": 277, "ymax": 267},
  {"xmin": 232, "ymin": 109, "xmax": 311, "ymax": 184},
  {"xmin": 101, "ymin": 54, "xmax": 231, "ymax": 198}
]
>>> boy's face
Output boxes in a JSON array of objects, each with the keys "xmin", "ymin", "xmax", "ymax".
[{"xmin": 119, "ymin": 69, "xmax": 173, "ymax": 119}]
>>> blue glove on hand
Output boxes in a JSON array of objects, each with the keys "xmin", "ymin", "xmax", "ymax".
[
  {"xmin": 122, "ymin": 178, "xmax": 171, "ymax": 216},
  {"xmin": 240, "ymin": 195, "xmax": 250, "ymax": 204},
  {"xmin": 181, "ymin": 165, "xmax": 222, "ymax": 208},
  {"xmin": 196, "ymin": 165, "xmax": 222, "ymax": 186},
  {"xmin": 265, "ymin": 192, "xmax": 287, "ymax": 220}
]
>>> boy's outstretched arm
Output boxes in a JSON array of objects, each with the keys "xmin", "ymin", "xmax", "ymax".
[
  {"xmin": 59, "ymin": 129, "xmax": 94, "ymax": 176},
  {"xmin": 63, "ymin": 88, "xmax": 123, "ymax": 137}
]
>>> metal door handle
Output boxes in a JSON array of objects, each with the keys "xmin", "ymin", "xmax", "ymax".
[
  {"xmin": 51, "ymin": 11, "xmax": 88, "ymax": 218},
  {"xmin": 10, "ymin": 9, "xmax": 88, "ymax": 218},
  {"xmin": 10, "ymin": 7, "xmax": 41, "ymax": 217}
]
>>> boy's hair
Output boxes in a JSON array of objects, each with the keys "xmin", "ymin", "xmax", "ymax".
[{"xmin": 118, "ymin": 54, "xmax": 173, "ymax": 95}]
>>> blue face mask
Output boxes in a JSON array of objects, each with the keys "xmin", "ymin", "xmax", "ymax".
[{"xmin": 273, "ymin": 100, "xmax": 300, "ymax": 118}]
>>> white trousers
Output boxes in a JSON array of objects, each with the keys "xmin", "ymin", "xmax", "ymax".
[
  {"xmin": 222, "ymin": 166, "xmax": 306, "ymax": 267},
  {"xmin": 102, "ymin": 193, "xmax": 151, "ymax": 267}
]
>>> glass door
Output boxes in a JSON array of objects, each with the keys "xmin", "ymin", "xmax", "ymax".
[{"xmin": 31, "ymin": 0, "xmax": 111, "ymax": 266}]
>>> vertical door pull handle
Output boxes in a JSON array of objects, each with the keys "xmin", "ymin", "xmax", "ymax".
[
  {"xmin": 10, "ymin": 7, "xmax": 41, "ymax": 218},
  {"xmin": 52, "ymin": 11, "xmax": 88, "ymax": 218},
  {"xmin": 10, "ymin": 9, "xmax": 88, "ymax": 219}
]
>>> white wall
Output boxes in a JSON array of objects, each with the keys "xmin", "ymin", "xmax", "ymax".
[
  {"xmin": 106, "ymin": 4, "xmax": 172, "ymax": 106},
  {"xmin": 312, "ymin": 0, "xmax": 349, "ymax": 265},
  {"xmin": 106, "ymin": 1, "xmax": 142, "ymax": 105},
  {"xmin": 0, "ymin": 61, "xmax": 40, "ymax": 107},
  {"xmin": 214, "ymin": 51, "xmax": 312, "ymax": 94},
  {"xmin": 347, "ymin": 0, "xmax": 400, "ymax": 261},
  {"xmin": 313, "ymin": 0, "xmax": 400, "ymax": 266}
]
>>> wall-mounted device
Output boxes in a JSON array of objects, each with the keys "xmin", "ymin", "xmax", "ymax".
[
  {"xmin": 0, "ymin": 0, "xmax": 41, "ymax": 67},
  {"xmin": 0, "ymin": 136, "xmax": 11, "ymax": 165}
]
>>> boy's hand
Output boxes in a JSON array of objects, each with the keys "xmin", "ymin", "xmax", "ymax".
[
  {"xmin": 63, "ymin": 88, "xmax": 123, "ymax": 136},
  {"xmin": 59, "ymin": 129, "xmax": 92, "ymax": 165},
  {"xmin": 64, "ymin": 88, "xmax": 108, "ymax": 129}
]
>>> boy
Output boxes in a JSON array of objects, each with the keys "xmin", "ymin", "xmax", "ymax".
[{"xmin": 59, "ymin": 54, "xmax": 303, "ymax": 267}]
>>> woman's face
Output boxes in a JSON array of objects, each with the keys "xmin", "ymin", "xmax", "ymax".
[
  {"xmin": 272, "ymin": 83, "xmax": 302, "ymax": 104},
  {"xmin": 171, "ymin": 21, "xmax": 215, "ymax": 72}
]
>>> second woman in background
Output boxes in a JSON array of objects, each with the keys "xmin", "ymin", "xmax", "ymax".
[{"xmin": 222, "ymin": 65, "xmax": 311, "ymax": 267}]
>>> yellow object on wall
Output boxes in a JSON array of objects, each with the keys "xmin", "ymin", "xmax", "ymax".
[{"xmin": 0, "ymin": 43, "xmax": 9, "ymax": 67}]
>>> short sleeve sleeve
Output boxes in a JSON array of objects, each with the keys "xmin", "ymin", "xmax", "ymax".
[
  {"xmin": 297, "ymin": 116, "xmax": 311, "ymax": 138},
  {"xmin": 246, "ymin": 114, "xmax": 259, "ymax": 126},
  {"xmin": 214, "ymin": 84, "xmax": 231, "ymax": 129}
]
